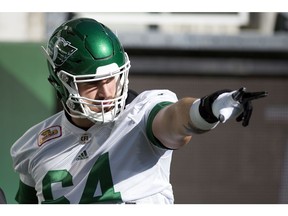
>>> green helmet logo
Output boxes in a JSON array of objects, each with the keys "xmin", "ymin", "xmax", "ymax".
[{"xmin": 48, "ymin": 36, "xmax": 78, "ymax": 67}]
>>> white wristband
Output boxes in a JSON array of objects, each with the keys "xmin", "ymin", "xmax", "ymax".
[{"xmin": 189, "ymin": 99, "xmax": 219, "ymax": 131}]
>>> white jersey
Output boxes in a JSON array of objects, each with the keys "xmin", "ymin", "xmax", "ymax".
[{"xmin": 11, "ymin": 90, "xmax": 178, "ymax": 204}]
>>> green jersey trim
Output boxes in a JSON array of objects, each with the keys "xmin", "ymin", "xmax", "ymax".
[
  {"xmin": 146, "ymin": 101, "xmax": 174, "ymax": 150},
  {"xmin": 16, "ymin": 180, "xmax": 38, "ymax": 204}
]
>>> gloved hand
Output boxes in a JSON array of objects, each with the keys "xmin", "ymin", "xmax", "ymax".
[{"xmin": 199, "ymin": 87, "xmax": 268, "ymax": 127}]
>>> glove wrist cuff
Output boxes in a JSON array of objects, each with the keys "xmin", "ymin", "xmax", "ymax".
[{"xmin": 190, "ymin": 99, "xmax": 219, "ymax": 131}]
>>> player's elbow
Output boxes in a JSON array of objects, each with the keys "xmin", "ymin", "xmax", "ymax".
[{"xmin": 160, "ymin": 135, "xmax": 192, "ymax": 150}]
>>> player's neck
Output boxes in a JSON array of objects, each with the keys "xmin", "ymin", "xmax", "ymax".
[
  {"xmin": 65, "ymin": 111, "xmax": 94, "ymax": 131},
  {"xmin": 72, "ymin": 118, "xmax": 94, "ymax": 130}
]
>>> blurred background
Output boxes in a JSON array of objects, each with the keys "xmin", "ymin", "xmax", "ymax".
[{"xmin": 0, "ymin": 12, "xmax": 288, "ymax": 204}]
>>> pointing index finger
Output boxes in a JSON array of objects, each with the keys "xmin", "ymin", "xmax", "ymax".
[
  {"xmin": 241, "ymin": 91, "xmax": 268, "ymax": 103},
  {"xmin": 232, "ymin": 87, "xmax": 268, "ymax": 104}
]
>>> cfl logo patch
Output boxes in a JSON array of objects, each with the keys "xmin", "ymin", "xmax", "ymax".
[{"xmin": 80, "ymin": 133, "xmax": 91, "ymax": 144}]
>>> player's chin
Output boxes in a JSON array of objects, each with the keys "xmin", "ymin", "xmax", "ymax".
[{"xmin": 90, "ymin": 106, "xmax": 114, "ymax": 113}]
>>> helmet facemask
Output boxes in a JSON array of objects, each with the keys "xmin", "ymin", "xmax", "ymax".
[{"xmin": 58, "ymin": 54, "xmax": 130, "ymax": 124}]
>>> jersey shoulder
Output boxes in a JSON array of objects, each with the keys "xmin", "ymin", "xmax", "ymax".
[
  {"xmin": 120, "ymin": 89, "xmax": 177, "ymax": 122},
  {"xmin": 128, "ymin": 89, "xmax": 178, "ymax": 108},
  {"xmin": 138, "ymin": 89, "xmax": 177, "ymax": 101},
  {"xmin": 10, "ymin": 111, "xmax": 64, "ymax": 173}
]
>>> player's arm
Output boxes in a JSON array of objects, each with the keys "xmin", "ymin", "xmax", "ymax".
[
  {"xmin": 15, "ymin": 180, "xmax": 38, "ymax": 204},
  {"xmin": 152, "ymin": 87, "xmax": 267, "ymax": 150},
  {"xmin": 151, "ymin": 97, "xmax": 195, "ymax": 149}
]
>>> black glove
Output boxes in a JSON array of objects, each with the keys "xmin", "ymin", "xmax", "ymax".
[
  {"xmin": 199, "ymin": 87, "xmax": 268, "ymax": 127},
  {"xmin": 232, "ymin": 87, "xmax": 268, "ymax": 126}
]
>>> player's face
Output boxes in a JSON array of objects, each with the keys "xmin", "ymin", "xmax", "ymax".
[{"xmin": 77, "ymin": 77, "xmax": 117, "ymax": 113}]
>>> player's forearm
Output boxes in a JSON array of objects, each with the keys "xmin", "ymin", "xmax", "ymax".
[{"xmin": 152, "ymin": 97, "xmax": 200, "ymax": 149}]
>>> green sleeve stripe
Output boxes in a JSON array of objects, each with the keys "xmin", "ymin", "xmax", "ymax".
[
  {"xmin": 16, "ymin": 180, "xmax": 38, "ymax": 204},
  {"xmin": 146, "ymin": 101, "xmax": 174, "ymax": 149}
]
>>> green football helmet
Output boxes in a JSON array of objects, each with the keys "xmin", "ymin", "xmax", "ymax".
[{"xmin": 42, "ymin": 18, "xmax": 131, "ymax": 123}]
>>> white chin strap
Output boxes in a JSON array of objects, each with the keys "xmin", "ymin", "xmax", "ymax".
[
  {"xmin": 84, "ymin": 104, "xmax": 117, "ymax": 123},
  {"xmin": 64, "ymin": 94, "xmax": 126, "ymax": 124}
]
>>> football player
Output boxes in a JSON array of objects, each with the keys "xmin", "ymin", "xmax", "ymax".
[{"xmin": 10, "ymin": 18, "xmax": 267, "ymax": 204}]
